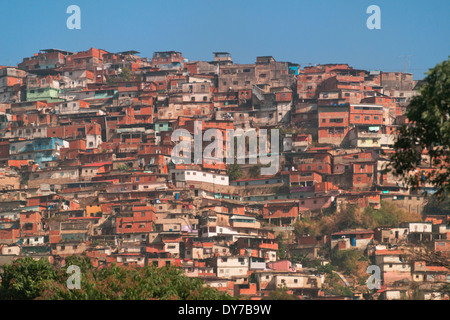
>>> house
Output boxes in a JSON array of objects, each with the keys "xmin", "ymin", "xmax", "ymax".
[
  {"xmin": 373, "ymin": 248, "xmax": 412, "ymax": 289},
  {"xmin": 374, "ymin": 226, "xmax": 409, "ymax": 244},
  {"xmin": 330, "ymin": 228, "xmax": 374, "ymax": 250},
  {"xmin": 184, "ymin": 237, "xmax": 214, "ymax": 260},
  {"xmin": 18, "ymin": 49, "xmax": 72, "ymax": 72},
  {"xmin": 317, "ymin": 105, "xmax": 349, "ymax": 145},
  {"xmin": 115, "ymin": 208, "xmax": 155, "ymax": 240},
  {"xmin": 212, "ymin": 256, "xmax": 250, "ymax": 279},
  {"xmin": 401, "ymin": 222, "xmax": 433, "ymax": 243},
  {"xmin": 170, "ymin": 167, "xmax": 229, "ymax": 187},
  {"xmin": 254, "ymin": 270, "xmax": 322, "ymax": 298},
  {"xmin": 266, "ymin": 260, "xmax": 297, "ymax": 272},
  {"xmin": 9, "ymin": 137, "xmax": 69, "ymax": 167},
  {"xmin": 235, "ymin": 237, "xmax": 278, "ymax": 262}
]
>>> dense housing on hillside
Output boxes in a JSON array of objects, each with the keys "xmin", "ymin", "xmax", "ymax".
[{"xmin": 0, "ymin": 48, "xmax": 448, "ymax": 300}]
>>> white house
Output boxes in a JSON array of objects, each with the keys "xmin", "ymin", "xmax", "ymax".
[{"xmin": 170, "ymin": 169, "xmax": 229, "ymax": 186}]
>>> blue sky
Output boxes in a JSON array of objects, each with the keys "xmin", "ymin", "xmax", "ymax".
[{"xmin": 0, "ymin": 0, "xmax": 449, "ymax": 79}]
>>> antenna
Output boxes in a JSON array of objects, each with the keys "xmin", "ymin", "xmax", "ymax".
[{"xmin": 399, "ymin": 54, "xmax": 412, "ymax": 73}]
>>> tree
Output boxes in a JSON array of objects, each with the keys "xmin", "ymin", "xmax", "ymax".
[
  {"xmin": 227, "ymin": 163, "xmax": 242, "ymax": 181},
  {"xmin": 293, "ymin": 218, "xmax": 318, "ymax": 237},
  {"xmin": 362, "ymin": 201, "xmax": 422, "ymax": 228},
  {"xmin": 275, "ymin": 234, "xmax": 288, "ymax": 260},
  {"xmin": 332, "ymin": 249, "xmax": 369, "ymax": 276},
  {"xmin": 249, "ymin": 165, "xmax": 260, "ymax": 178},
  {"xmin": 0, "ymin": 257, "xmax": 60, "ymax": 300},
  {"xmin": 0, "ymin": 258, "xmax": 235, "ymax": 300},
  {"xmin": 119, "ymin": 67, "xmax": 132, "ymax": 82},
  {"xmin": 39, "ymin": 264, "xmax": 235, "ymax": 300},
  {"xmin": 390, "ymin": 57, "xmax": 450, "ymax": 198},
  {"xmin": 422, "ymin": 192, "xmax": 450, "ymax": 215},
  {"xmin": 118, "ymin": 164, "xmax": 130, "ymax": 171}
]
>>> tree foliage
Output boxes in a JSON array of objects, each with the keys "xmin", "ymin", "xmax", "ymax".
[
  {"xmin": 332, "ymin": 249, "xmax": 369, "ymax": 276},
  {"xmin": 294, "ymin": 202, "xmax": 422, "ymax": 240},
  {"xmin": 120, "ymin": 67, "xmax": 132, "ymax": 82},
  {"xmin": 390, "ymin": 57, "xmax": 450, "ymax": 198},
  {"xmin": 275, "ymin": 234, "xmax": 288, "ymax": 260},
  {"xmin": 249, "ymin": 165, "xmax": 260, "ymax": 178},
  {"xmin": 363, "ymin": 201, "xmax": 422, "ymax": 228},
  {"xmin": 0, "ymin": 257, "xmax": 234, "ymax": 300},
  {"xmin": 422, "ymin": 192, "xmax": 450, "ymax": 215},
  {"xmin": 227, "ymin": 163, "xmax": 242, "ymax": 181},
  {"xmin": 0, "ymin": 257, "xmax": 59, "ymax": 300}
]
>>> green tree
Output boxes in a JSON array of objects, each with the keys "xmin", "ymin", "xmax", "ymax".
[
  {"xmin": 39, "ymin": 264, "xmax": 234, "ymax": 300},
  {"xmin": 120, "ymin": 67, "xmax": 132, "ymax": 82},
  {"xmin": 275, "ymin": 234, "xmax": 288, "ymax": 260},
  {"xmin": 64, "ymin": 255, "xmax": 93, "ymax": 273},
  {"xmin": 331, "ymin": 249, "xmax": 368, "ymax": 276},
  {"xmin": 293, "ymin": 218, "xmax": 318, "ymax": 237},
  {"xmin": 1, "ymin": 258, "xmax": 235, "ymax": 300},
  {"xmin": 390, "ymin": 57, "xmax": 450, "ymax": 198},
  {"xmin": 118, "ymin": 164, "xmax": 130, "ymax": 171},
  {"xmin": 363, "ymin": 201, "xmax": 422, "ymax": 228},
  {"xmin": 228, "ymin": 163, "xmax": 242, "ymax": 181},
  {"xmin": 249, "ymin": 165, "xmax": 260, "ymax": 178},
  {"xmin": 322, "ymin": 272, "xmax": 354, "ymax": 297},
  {"xmin": 422, "ymin": 192, "xmax": 450, "ymax": 215},
  {"xmin": 0, "ymin": 257, "xmax": 60, "ymax": 300}
]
